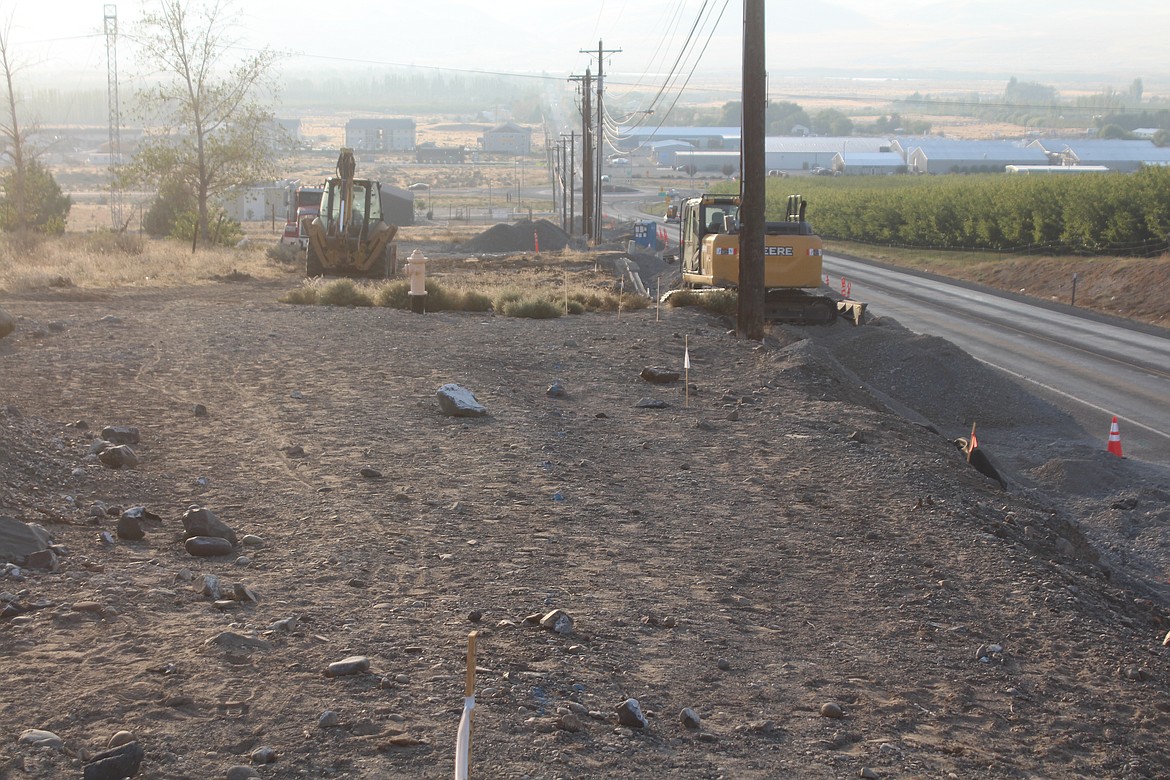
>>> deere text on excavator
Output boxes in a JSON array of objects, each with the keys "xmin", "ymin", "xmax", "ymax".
[
  {"xmin": 675, "ymin": 193, "xmax": 860, "ymax": 324},
  {"xmin": 303, "ymin": 148, "xmax": 398, "ymax": 278}
]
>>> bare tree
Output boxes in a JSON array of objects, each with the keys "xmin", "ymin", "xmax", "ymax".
[
  {"xmin": 126, "ymin": 0, "xmax": 278, "ymax": 245},
  {"xmin": 0, "ymin": 16, "xmax": 30, "ymax": 234}
]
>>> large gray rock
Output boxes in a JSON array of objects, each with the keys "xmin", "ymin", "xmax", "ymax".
[
  {"xmin": 436, "ymin": 384, "xmax": 488, "ymax": 417},
  {"xmin": 0, "ymin": 516, "xmax": 52, "ymax": 564},
  {"xmin": 181, "ymin": 506, "xmax": 238, "ymax": 545},
  {"xmin": 0, "ymin": 307, "xmax": 15, "ymax": 340}
]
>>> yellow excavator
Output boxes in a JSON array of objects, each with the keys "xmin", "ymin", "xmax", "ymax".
[
  {"xmin": 675, "ymin": 193, "xmax": 855, "ymax": 324},
  {"xmin": 304, "ymin": 148, "xmax": 398, "ymax": 278}
]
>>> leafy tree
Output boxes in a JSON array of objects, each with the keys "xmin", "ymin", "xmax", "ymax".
[
  {"xmin": 1098, "ymin": 123, "xmax": 1129, "ymax": 140},
  {"xmin": 122, "ymin": 0, "xmax": 278, "ymax": 247},
  {"xmin": 812, "ymin": 108, "xmax": 853, "ymax": 136},
  {"xmin": 0, "ymin": 159, "xmax": 70, "ymax": 234}
]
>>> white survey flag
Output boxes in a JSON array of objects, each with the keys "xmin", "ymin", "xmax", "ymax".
[
  {"xmin": 454, "ymin": 695, "xmax": 475, "ymax": 780},
  {"xmin": 684, "ymin": 347, "xmax": 690, "ymax": 369},
  {"xmin": 454, "ymin": 631, "xmax": 478, "ymax": 780}
]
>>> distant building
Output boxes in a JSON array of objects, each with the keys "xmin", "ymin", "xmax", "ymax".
[
  {"xmin": 898, "ymin": 139, "xmax": 1048, "ymax": 174},
  {"xmin": 673, "ymin": 150, "xmax": 739, "ymax": 174},
  {"xmin": 646, "ymin": 140, "xmax": 694, "ymax": 168},
  {"xmin": 416, "ymin": 143, "xmax": 466, "ymax": 164},
  {"xmin": 221, "ymin": 180, "xmax": 298, "ymax": 222},
  {"xmin": 379, "ymin": 185, "xmax": 414, "ymax": 227},
  {"xmin": 481, "ymin": 122, "xmax": 532, "ymax": 154},
  {"xmin": 345, "ymin": 118, "xmax": 416, "ymax": 152},
  {"xmin": 611, "ymin": 126, "xmax": 740, "ymax": 154},
  {"xmin": 833, "ymin": 151, "xmax": 907, "ymax": 175},
  {"xmin": 1029, "ymin": 139, "xmax": 1170, "ymax": 172},
  {"xmin": 765, "ymin": 137, "xmax": 889, "ymax": 172}
]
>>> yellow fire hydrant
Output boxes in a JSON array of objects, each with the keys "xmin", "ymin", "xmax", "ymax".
[{"xmin": 404, "ymin": 249, "xmax": 428, "ymax": 314}]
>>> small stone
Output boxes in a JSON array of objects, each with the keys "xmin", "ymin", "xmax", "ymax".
[
  {"xmin": 193, "ymin": 404, "xmax": 208, "ymax": 417},
  {"xmin": 860, "ymin": 768, "xmax": 880, "ymax": 779},
  {"xmin": 230, "ymin": 583, "xmax": 258, "ymax": 603},
  {"xmin": 194, "ymin": 574, "xmax": 221, "ymax": 599},
  {"xmin": 640, "ymin": 367, "xmax": 680, "ymax": 384},
  {"xmin": 241, "ymin": 534, "xmax": 264, "ymax": 547},
  {"xmin": 436, "ymin": 383, "xmax": 488, "ymax": 417},
  {"xmin": 680, "ymin": 707, "xmax": 701, "ymax": 729},
  {"xmin": 468, "ymin": 610, "xmax": 483, "ymax": 623},
  {"xmin": 106, "ymin": 730, "xmax": 136, "ymax": 748},
  {"xmin": 1162, "ymin": 629, "xmax": 1170, "ymax": 647},
  {"xmin": 558, "ymin": 713, "xmax": 583, "ymax": 732},
  {"xmin": 635, "ymin": 397, "xmax": 668, "ymax": 409},
  {"xmin": 225, "ymin": 766, "xmax": 261, "ymax": 780},
  {"xmin": 185, "ymin": 536, "xmax": 235, "ymax": 557},
  {"xmin": 19, "ymin": 729, "xmax": 64, "ymax": 748},
  {"xmin": 318, "ymin": 710, "xmax": 340, "ymax": 728},
  {"xmin": 180, "ymin": 506, "xmax": 238, "ymax": 545},
  {"xmin": 716, "ymin": 657, "xmax": 731, "ymax": 671},
  {"xmin": 539, "ymin": 609, "xmax": 574, "ymax": 635},
  {"xmin": 83, "ymin": 741, "xmax": 144, "ymax": 780},
  {"xmin": 115, "ymin": 513, "xmax": 145, "ymax": 541},
  {"xmin": 325, "ymin": 655, "xmax": 371, "ymax": 677},
  {"xmin": 546, "ymin": 380, "xmax": 567, "ymax": 398},
  {"xmin": 98, "ymin": 445, "xmax": 139, "ymax": 469},
  {"xmin": 360, "ymin": 466, "xmax": 383, "ymax": 479},
  {"xmin": 250, "ymin": 746, "xmax": 277, "ymax": 764},
  {"xmin": 615, "ymin": 698, "xmax": 649, "ymax": 729},
  {"xmin": 820, "ymin": 701, "xmax": 845, "ymax": 719}
]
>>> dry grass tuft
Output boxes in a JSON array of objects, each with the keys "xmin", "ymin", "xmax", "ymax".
[{"xmin": 0, "ymin": 232, "xmax": 297, "ymax": 293}]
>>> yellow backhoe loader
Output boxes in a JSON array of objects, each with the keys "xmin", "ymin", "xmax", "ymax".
[{"xmin": 304, "ymin": 148, "xmax": 398, "ymax": 278}]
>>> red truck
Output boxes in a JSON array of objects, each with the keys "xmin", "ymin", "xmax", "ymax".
[{"xmin": 280, "ymin": 185, "xmax": 324, "ymax": 250}]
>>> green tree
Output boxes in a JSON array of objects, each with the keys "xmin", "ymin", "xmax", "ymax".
[
  {"xmin": 123, "ymin": 0, "xmax": 278, "ymax": 246},
  {"xmin": 812, "ymin": 108, "xmax": 853, "ymax": 136},
  {"xmin": 0, "ymin": 158, "xmax": 70, "ymax": 234}
]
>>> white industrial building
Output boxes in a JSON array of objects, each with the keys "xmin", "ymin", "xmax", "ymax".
[
  {"xmin": 764, "ymin": 137, "xmax": 890, "ymax": 172},
  {"xmin": 1028, "ymin": 139, "xmax": 1170, "ymax": 172}
]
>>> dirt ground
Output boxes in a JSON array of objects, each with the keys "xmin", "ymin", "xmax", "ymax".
[{"xmin": 2, "ymin": 260, "xmax": 1170, "ymax": 779}]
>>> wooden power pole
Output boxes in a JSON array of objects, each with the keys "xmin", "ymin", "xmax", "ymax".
[{"xmin": 737, "ymin": 0, "xmax": 766, "ymax": 339}]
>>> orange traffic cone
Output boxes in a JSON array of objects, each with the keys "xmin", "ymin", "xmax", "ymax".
[{"xmin": 1106, "ymin": 416, "xmax": 1124, "ymax": 457}]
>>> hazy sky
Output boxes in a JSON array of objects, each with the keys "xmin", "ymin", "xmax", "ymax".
[{"xmin": 8, "ymin": 0, "xmax": 1170, "ymax": 93}]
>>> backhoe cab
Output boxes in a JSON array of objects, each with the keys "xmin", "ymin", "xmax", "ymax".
[{"xmin": 304, "ymin": 148, "xmax": 398, "ymax": 278}]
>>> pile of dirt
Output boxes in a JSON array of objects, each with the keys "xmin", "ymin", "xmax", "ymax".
[{"xmin": 459, "ymin": 219, "xmax": 573, "ymax": 253}]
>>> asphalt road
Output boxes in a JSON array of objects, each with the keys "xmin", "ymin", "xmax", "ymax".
[{"xmin": 823, "ymin": 253, "xmax": 1170, "ymax": 466}]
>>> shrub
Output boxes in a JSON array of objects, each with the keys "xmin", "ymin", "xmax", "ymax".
[
  {"xmin": 267, "ymin": 242, "xmax": 302, "ymax": 265},
  {"xmin": 667, "ymin": 288, "xmax": 738, "ymax": 316},
  {"xmin": 280, "ymin": 282, "xmax": 319, "ymax": 305},
  {"xmin": 316, "ymin": 279, "xmax": 373, "ymax": 307},
  {"xmin": 500, "ymin": 296, "xmax": 563, "ymax": 319},
  {"xmin": 84, "ymin": 230, "xmax": 145, "ymax": 256},
  {"xmin": 374, "ymin": 280, "xmax": 411, "ymax": 309},
  {"xmin": 0, "ymin": 160, "xmax": 72, "ymax": 235}
]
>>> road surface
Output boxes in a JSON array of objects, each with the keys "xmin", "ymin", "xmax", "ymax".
[{"xmin": 823, "ymin": 254, "xmax": 1170, "ymax": 466}]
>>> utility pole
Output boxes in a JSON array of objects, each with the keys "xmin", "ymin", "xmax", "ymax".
[
  {"xmin": 581, "ymin": 40, "xmax": 621, "ymax": 243},
  {"xmin": 559, "ymin": 140, "xmax": 569, "ymax": 233},
  {"xmin": 570, "ymin": 71, "xmax": 593, "ymax": 239},
  {"xmin": 566, "ymin": 131, "xmax": 576, "ymax": 235},
  {"xmin": 738, "ymin": 0, "xmax": 765, "ymax": 339},
  {"xmin": 104, "ymin": 4, "xmax": 124, "ymax": 231}
]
